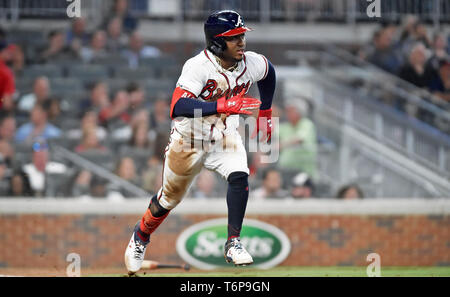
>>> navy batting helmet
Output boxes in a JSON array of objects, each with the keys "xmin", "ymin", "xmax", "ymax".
[{"xmin": 204, "ymin": 10, "xmax": 252, "ymax": 56}]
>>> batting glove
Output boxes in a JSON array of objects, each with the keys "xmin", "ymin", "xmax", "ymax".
[
  {"xmin": 216, "ymin": 89, "xmax": 261, "ymax": 116},
  {"xmin": 251, "ymin": 108, "xmax": 273, "ymax": 142}
]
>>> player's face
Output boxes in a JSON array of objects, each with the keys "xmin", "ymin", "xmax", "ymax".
[{"xmin": 223, "ymin": 34, "xmax": 246, "ymax": 62}]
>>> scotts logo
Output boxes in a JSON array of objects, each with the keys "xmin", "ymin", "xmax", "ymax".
[{"xmin": 176, "ymin": 218, "xmax": 291, "ymax": 269}]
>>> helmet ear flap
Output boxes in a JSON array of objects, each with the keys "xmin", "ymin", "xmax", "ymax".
[{"xmin": 209, "ymin": 37, "xmax": 226, "ymax": 55}]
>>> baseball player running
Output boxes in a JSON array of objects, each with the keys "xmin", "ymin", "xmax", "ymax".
[{"xmin": 125, "ymin": 10, "xmax": 276, "ymax": 274}]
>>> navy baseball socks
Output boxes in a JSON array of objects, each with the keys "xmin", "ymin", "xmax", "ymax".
[{"xmin": 224, "ymin": 172, "xmax": 253, "ymax": 265}]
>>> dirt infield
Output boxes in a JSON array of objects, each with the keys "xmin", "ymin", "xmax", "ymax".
[
  {"xmin": 0, "ymin": 267, "xmax": 193, "ymax": 277},
  {"xmin": 0, "ymin": 267, "xmax": 118, "ymax": 277}
]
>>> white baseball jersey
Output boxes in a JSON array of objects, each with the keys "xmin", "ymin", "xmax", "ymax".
[
  {"xmin": 155, "ymin": 49, "xmax": 269, "ymax": 209},
  {"xmin": 174, "ymin": 49, "xmax": 269, "ymax": 141}
]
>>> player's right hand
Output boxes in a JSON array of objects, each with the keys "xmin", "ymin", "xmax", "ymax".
[{"xmin": 216, "ymin": 89, "xmax": 261, "ymax": 116}]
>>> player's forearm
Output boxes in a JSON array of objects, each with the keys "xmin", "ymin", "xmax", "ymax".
[
  {"xmin": 172, "ymin": 97, "xmax": 218, "ymax": 118},
  {"xmin": 257, "ymin": 60, "xmax": 276, "ymax": 110}
]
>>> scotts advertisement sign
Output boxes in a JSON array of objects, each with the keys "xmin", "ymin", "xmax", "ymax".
[{"xmin": 176, "ymin": 218, "xmax": 291, "ymax": 269}]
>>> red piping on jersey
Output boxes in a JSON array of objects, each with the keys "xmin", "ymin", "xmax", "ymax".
[
  {"xmin": 200, "ymin": 79, "xmax": 218, "ymax": 101},
  {"xmin": 204, "ymin": 49, "xmax": 240, "ymax": 99},
  {"xmin": 262, "ymin": 55, "xmax": 269, "ymax": 80},
  {"xmin": 157, "ymin": 128, "xmax": 175, "ymax": 201},
  {"xmin": 204, "ymin": 49, "xmax": 246, "ymax": 90},
  {"xmin": 204, "ymin": 49, "xmax": 213, "ymax": 64},
  {"xmin": 219, "ymin": 72, "xmax": 231, "ymax": 98}
]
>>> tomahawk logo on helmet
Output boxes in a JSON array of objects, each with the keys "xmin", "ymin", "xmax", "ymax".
[
  {"xmin": 204, "ymin": 10, "xmax": 252, "ymax": 55},
  {"xmin": 236, "ymin": 15, "xmax": 244, "ymax": 27}
]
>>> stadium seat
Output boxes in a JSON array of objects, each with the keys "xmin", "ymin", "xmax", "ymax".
[
  {"xmin": 106, "ymin": 78, "xmax": 133, "ymax": 95},
  {"xmin": 118, "ymin": 146, "xmax": 154, "ymax": 172},
  {"xmin": 67, "ymin": 65, "xmax": 110, "ymax": 84},
  {"xmin": 159, "ymin": 64, "xmax": 180, "ymax": 79},
  {"xmin": 59, "ymin": 118, "xmax": 83, "ymax": 132},
  {"xmin": 15, "ymin": 77, "xmax": 35, "ymax": 94},
  {"xmin": 22, "ymin": 64, "xmax": 64, "ymax": 79},
  {"xmin": 140, "ymin": 56, "xmax": 177, "ymax": 68},
  {"xmin": 50, "ymin": 78, "xmax": 83, "ymax": 92},
  {"xmin": 106, "ymin": 137, "xmax": 128, "ymax": 154},
  {"xmin": 77, "ymin": 150, "xmax": 115, "ymax": 171},
  {"xmin": 46, "ymin": 169, "xmax": 77, "ymax": 197},
  {"xmin": 112, "ymin": 66, "xmax": 156, "ymax": 80},
  {"xmin": 278, "ymin": 168, "xmax": 302, "ymax": 190},
  {"xmin": 7, "ymin": 30, "xmax": 46, "ymax": 47},
  {"xmin": 92, "ymin": 55, "xmax": 129, "ymax": 67},
  {"xmin": 144, "ymin": 79, "xmax": 175, "ymax": 99},
  {"xmin": 11, "ymin": 143, "xmax": 33, "ymax": 169},
  {"xmin": 140, "ymin": 56, "xmax": 178, "ymax": 76},
  {"xmin": 47, "ymin": 59, "xmax": 77, "ymax": 70}
]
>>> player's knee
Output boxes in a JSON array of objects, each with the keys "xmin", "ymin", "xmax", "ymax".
[
  {"xmin": 227, "ymin": 171, "xmax": 249, "ymax": 189},
  {"xmin": 158, "ymin": 195, "xmax": 180, "ymax": 210}
]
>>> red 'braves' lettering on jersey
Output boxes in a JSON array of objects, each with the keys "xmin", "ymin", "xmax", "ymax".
[
  {"xmin": 200, "ymin": 79, "xmax": 218, "ymax": 101},
  {"xmin": 230, "ymin": 81, "xmax": 250, "ymax": 98},
  {"xmin": 204, "ymin": 80, "xmax": 251, "ymax": 102}
]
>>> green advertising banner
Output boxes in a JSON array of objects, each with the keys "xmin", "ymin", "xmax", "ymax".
[{"xmin": 176, "ymin": 218, "xmax": 291, "ymax": 269}]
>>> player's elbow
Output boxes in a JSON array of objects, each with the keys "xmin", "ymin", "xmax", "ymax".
[{"xmin": 266, "ymin": 60, "xmax": 276, "ymax": 80}]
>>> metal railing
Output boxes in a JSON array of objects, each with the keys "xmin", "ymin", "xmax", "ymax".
[
  {"xmin": 278, "ymin": 64, "xmax": 450, "ymax": 198},
  {"xmin": 287, "ymin": 49, "xmax": 450, "ymax": 133},
  {"xmin": 180, "ymin": 0, "xmax": 450, "ymax": 24},
  {"xmin": 323, "ymin": 45, "xmax": 450, "ymax": 114},
  {"xmin": 1, "ymin": 0, "xmax": 449, "ymax": 26},
  {"xmin": 318, "ymin": 73, "xmax": 450, "ymax": 179},
  {"xmin": 0, "ymin": 0, "xmax": 106, "ymax": 23},
  {"xmin": 52, "ymin": 145, "xmax": 149, "ymax": 198},
  {"xmin": 286, "ymin": 50, "xmax": 450, "ymax": 178}
]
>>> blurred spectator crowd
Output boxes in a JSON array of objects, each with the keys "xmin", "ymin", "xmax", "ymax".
[
  {"xmin": 0, "ymin": 0, "xmax": 364, "ymax": 201},
  {"xmin": 359, "ymin": 16, "xmax": 450, "ymax": 128},
  {"xmin": 0, "ymin": 0, "xmax": 172, "ymax": 200}
]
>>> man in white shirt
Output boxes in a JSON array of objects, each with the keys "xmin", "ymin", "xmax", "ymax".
[{"xmin": 21, "ymin": 139, "xmax": 67, "ymax": 197}]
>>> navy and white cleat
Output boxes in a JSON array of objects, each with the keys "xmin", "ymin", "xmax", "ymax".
[
  {"xmin": 224, "ymin": 237, "xmax": 253, "ymax": 266},
  {"xmin": 124, "ymin": 222, "xmax": 149, "ymax": 275}
]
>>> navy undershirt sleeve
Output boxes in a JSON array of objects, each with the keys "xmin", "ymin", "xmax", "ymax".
[
  {"xmin": 172, "ymin": 98, "xmax": 218, "ymax": 118},
  {"xmin": 257, "ymin": 60, "xmax": 276, "ymax": 110}
]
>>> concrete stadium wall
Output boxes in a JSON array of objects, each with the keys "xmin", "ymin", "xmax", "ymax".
[{"xmin": 0, "ymin": 198, "xmax": 449, "ymax": 269}]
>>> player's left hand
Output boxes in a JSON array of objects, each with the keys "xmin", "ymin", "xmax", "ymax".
[{"xmin": 251, "ymin": 108, "xmax": 273, "ymax": 143}]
